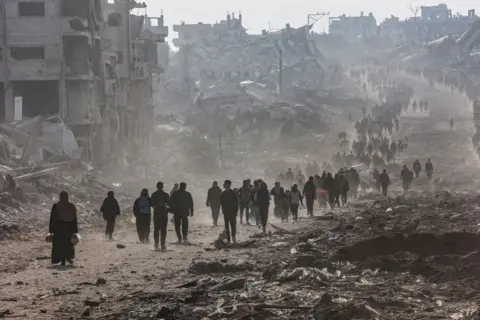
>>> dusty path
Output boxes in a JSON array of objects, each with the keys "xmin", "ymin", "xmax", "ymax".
[
  {"xmin": 391, "ymin": 74, "xmax": 480, "ymax": 187},
  {"xmin": 0, "ymin": 208, "xmax": 321, "ymax": 319}
]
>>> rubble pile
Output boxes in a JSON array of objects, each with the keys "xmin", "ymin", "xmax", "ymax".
[
  {"xmin": 181, "ymin": 25, "xmax": 327, "ymax": 90},
  {"xmin": 157, "ymin": 24, "xmax": 368, "ymax": 156},
  {"xmin": 0, "ymin": 117, "xmax": 132, "ymax": 241}
]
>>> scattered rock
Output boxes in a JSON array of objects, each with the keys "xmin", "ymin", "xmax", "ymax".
[
  {"xmin": 211, "ymin": 277, "xmax": 247, "ymax": 291},
  {"xmin": 36, "ymin": 256, "xmax": 49, "ymax": 260},
  {"xmin": 84, "ymin": 299, "xmax": 102, "ymax": 307},
  {"xmin": 116, "ymin": 244, "xmax": 126, "ymax": 249},
  {"xmin": 156, "ymin": 305, "xmax": 177, "ymax": 318},
  {"xmin": 189, "ymin": 261, "xmax": 252, "ymax": 274},
  {"xmin": 96, "ymin": 277, "xmax": 107, "ymax": 286}
]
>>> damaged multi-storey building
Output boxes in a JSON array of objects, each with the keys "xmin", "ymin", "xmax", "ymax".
[
  {"xmin": 379, "ymin": 4, "xmax": 477, "ymax": 43},
  {"xmin": 0, "ymin": 0, "xmax": 168, "ymax": 165}
]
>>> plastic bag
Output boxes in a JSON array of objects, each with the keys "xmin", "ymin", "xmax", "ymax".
[
  {"xmin": 130, "ymin": 216, "xmax": 136, "ymax": 224},
  {"xmin": 45, "ymin": 233, "xmax": 53, "ymax": 243},
  {"xmin": 71, "ymin": 233, "xmax": 81, "ymax": 246}
]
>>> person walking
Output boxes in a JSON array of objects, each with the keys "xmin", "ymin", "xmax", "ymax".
[
  {"xmin": 288, "ymin": 184, "xmax": 303, "ymax": 222},
  {"xmin": 206, "ymin": 181, "xmax": 222, "ymax": 227},
  {"xmin": 250, "ymin": 180, "xmax": 261, "ymax": 227},
  {"xmin": 100, "ymin": 191, "xmax": 120, "ymax": 240},
  {"xmin": 237, "ymin": 180, "xmax": 252, "ymax": 225},
  {"xmin": 379, "ymin": 170, "xmax": 391, "ymax": 197},
  {"xmin": 49, "ymin": 191, "xmax": 78, "ymax": 265},
  {"xmin": 271, "ymin": 182, "xmax": 286, "ymax": 220},
  {"xmin": 255, "ymin": 182, "xmax": 271, "ymax": 234},
  {"xmin": 133, "ymin": 189, "xmax": 152, "ymax": 243},
  {"xmin": 302, "ymin": 176, "xmax": 316, "ymax": 216},
  {"xmin": 169, "ymin": 182, "xmax": 194, "ymax": 243},
  {"xmin": 425, "ymin": 159, "xmax": 434, "ymax": 180},
  {"xmin": 150, "ymin": 182, "xmax": 170, "ymax": 251},
  {"xmin": 413, "ymin": 159, "xmax": 422, "ymax": 178},
  {"xmin": 220, "ymin": 180, "xmax": 239, "ymax": 243}
]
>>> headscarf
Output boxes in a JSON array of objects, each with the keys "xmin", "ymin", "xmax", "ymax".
[{"xmin": 56, "ymin": 191, "xmax": 77, "ymax": 222}]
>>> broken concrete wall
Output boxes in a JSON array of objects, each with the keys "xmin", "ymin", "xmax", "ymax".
[
  {"xmin": 5, "ymin": 0, "xmax": 62, "ymax": 81},
  {"xmin": 63, "ymin": 36, "xmax": 90, "ymax": 76},
  {"xmin": 13, "ymin": 80, "xmax": 60, "ymax": 117},
  {"xmin": 65, "ymin": 80, "xmax": 94, "ymax": 125}
]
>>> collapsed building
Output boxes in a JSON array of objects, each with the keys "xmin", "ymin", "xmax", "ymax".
[
  {"xmin": 163, "ymin": 15, "xmax": 362, "ymax": 139},
  {"xmin": 328, "ymin": 12, "xmax": 377, "ymax": 39},
  {"xmin": 379, "ymin": 5, "xmax": 477, "ymax": 44},
  {"xmin": 0, "ymin": 0, "xmax": 169, "ymax": 165}
]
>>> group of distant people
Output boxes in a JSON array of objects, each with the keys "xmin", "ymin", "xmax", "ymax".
[
  {"xmin": 370, "ymin": 159, "xmax": 434, "ymax": 195},
  {"xmin": 399, "ymin": 159, "xmax": 434, "ymax": 191},
  {"xmin": 411, "ymin": 100, "xmax": 429, "ymax": 113},
  {"xmin": 98, "ymin": 182, "xmax": 194, "ymax": 251}
]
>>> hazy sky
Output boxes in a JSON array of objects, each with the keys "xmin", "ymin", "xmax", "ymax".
[{"xmin": 144, "ymin": 0, "xmax": 479, "ymax": 40}]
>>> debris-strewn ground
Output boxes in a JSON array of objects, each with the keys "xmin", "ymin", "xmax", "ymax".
[
  {"xmin": 2, "ymin": 64, "xmax": 480, "ymax": 320},
  {"xmin": 2, "ymin": 191, "xmax": 480, "ymax": 320}
]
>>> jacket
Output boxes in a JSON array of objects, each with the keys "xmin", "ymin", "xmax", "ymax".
[
  {"xmin": 303, "ymin": 180, "xmax": 316, "ymax": 198},
  {"xmin": 100, "ymin": 196, "xmax": 120, "ymax": 220},
  {"xmin": 255, "ymin": 187, "xmax": 271, "ymax": 207},
  {"xmin": 220, "ymin": 189, "xmax": 239, "ymax": 216},
  {"xmin": 206, "ymin": 186, "xmax": 222, "ymax": 207},
  {"xmin": 170, "ymin": 189, "xmax": 194, "ymax": 217},
  {"xmin": 150, "ymin": 190, "xmax": 170, "ymax": 214}
]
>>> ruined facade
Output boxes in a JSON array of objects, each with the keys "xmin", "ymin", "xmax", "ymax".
[
  {"xmin": 329, "ymin": 13, "xmax": 377, "ymax": 39},
  {"xmin": 0, "ymin": 0, "xmax": 168, "ymax": 164},
  {"xmin": 379, "ymin": 5, "xmax": 478, "ymax": 44},
  {"xmin": 172, "ymin": 13, "xmax": 244, "ymax": 47}
]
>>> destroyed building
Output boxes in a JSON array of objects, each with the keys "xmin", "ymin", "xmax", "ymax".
[
  {"xmin": 379, "ymin": 5, "xmax": 477, "ymax": 43},
  {"xmin": 328, "ymin": 13, "xmax": 377, "ymax": 39},
  {"xmin": 0, "ymin": 0, "xmax": 168, "ymax": 165},
  {"xmin": 172, "ymin": 12, "xmax": 245, "ymax": 47}
]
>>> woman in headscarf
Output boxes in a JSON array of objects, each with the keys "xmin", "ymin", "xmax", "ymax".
[{"xmin": 49, "ymin": 191, "xmax": 78, "ymax": 265}]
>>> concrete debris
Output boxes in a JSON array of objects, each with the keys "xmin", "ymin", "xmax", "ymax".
[{"xmin": 177, "ymin": 25, "xmax": 327, "ymax": 91}]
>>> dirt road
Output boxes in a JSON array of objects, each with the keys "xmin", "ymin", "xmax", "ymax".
[
  {"xmin": 0, "ymin": 208, "xmax": 324, "ymax": 319},
  {"xmin": 389, "ymin": 74, "xmax": 480, "ymax": 188}
]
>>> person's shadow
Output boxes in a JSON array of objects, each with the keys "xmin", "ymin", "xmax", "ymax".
[{"xmin": 47, "ymin": 264, "xmax": 77, "ymax": 271}]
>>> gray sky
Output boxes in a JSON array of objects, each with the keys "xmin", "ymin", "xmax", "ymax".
[{"xmin": 144, "ymin": 0, "xmax": 479, "ymax": 40}]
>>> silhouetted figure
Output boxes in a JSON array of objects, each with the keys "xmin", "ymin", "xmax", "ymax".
[
  {"xmin": 379, "ymin": 170, "xmax": 391, "ymax": 197},
  {"xmin": 413, "ymin": 159, "xmax": 422, "ymax": 178},
  {"xmin": 221, "ymin": 180, "xmax": 239, "ymax": 243},
  {"xmin": 255, "ymin": 182, "xmax": 271, "ymax": 234},
  {"xmin": 150, "ymin": 182, "xmax": 170, "ymax": 251},
  {"xmin": 288, "ymin": 184, "xmax": 303, "ymax": 222},
  {"xmin": 100, "ymin": 191, "xmax": 120, "ymax": 240},
  {"xmin": 206, "ymin": 181, "xmax": 222, "ymax": 226},
  {"xmin": 302, "ymin": 176, "xmax": 316, "ymax": 216},
  {"xmin": 49, "ymin": 191, "xmax": 78, "ymax": 265},
  {"xmin": 237, "ymin": 180, "xmax": 252, "ymax": 225},
  {"xmin": 170, "ymin": 182, "xmax": 194, "ymax": 243},
  {"xmin": 133, "ymin": 189, "xmax": 152, "ymax": 243},
  {"xmin": 425, "ymin": 159, "xmax": 434, "ymax": 180}
]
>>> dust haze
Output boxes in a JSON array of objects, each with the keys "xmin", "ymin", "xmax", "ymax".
[{"xmin": 1, "ymin": 1, "xmax": 480, "ymax": 319}]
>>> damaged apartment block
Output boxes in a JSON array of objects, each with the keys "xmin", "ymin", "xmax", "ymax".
[{"xmin": 0, "ymin": 0, "xmax": 169, "ymax": 165}]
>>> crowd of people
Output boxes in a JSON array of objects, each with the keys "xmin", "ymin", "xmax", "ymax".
[{"xmin": 46, "ymin": 69, "xmax": 444, "ymax": 266}]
